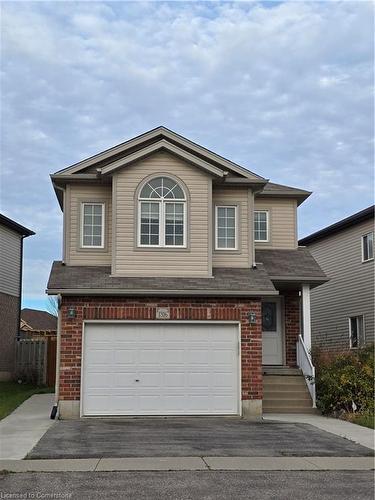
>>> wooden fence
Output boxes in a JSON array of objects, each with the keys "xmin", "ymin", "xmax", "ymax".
[{"xmin": 15, "ymin": 336, "xmax": 57, "ymax": 387}]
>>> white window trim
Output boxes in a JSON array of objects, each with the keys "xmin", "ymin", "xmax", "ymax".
[
  {"xmin": 254, "ymin": 210, "xmax": 269, "ymax": 243},
  {"xmin": 348, "ymin": 315, "xmax": 365, "ymax": 349},
  {"xmin": 361, "ymin": 232, "xmax": 374, "ymax": 262},
  {"xmin": 215, "ymin": 205, "xmax": 238, "ymax": 251},
  {"xmin": 80, "ymin": 202, "xmax": 105, "ymax": 249},
  {"xmin": 137, "ymin": 191, "xmax": 187, "ymax": 249}
]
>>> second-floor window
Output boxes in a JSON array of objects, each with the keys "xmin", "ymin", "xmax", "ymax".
[
  {"xmin": 215, "ymin": 206, "xmax": 237, "ymax": 250},
  {"xmin": 254, "ymin": 210, "xmax": 269, "ymax": 242},
  {"xmin": 81, "ymin": 202, "xmax": 105, "ymax": 248},
  {"xmin": 138, "ymin": 176, "xmax": 186, "ymax": 248},
  {"xmin": 362, "ymin": 232, "xmax": 373, "ymax": 262}
]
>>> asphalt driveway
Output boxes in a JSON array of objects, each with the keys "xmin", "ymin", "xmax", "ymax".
[{"xmin": 28, "ymin": 418, "xmax": 373, "ymax": 459}]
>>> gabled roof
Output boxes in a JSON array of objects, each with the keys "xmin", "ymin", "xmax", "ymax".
[
  {"xmin": 53, "ymin": 126, "xmax": 265, "ymax": 181},
  {"xmin": 299, "ymin": 205, "xmax": 375, "ymax": 246},
  {"xmin": 21, "ymin": 308, "xmax": 57, "ymax": 330},
  {"xmin": 0, "ymin": 214, "xmax": 35, "ymax": 237}
]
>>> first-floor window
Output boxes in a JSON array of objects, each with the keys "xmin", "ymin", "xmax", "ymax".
[
  {"xmin": 362, "ymin": 232, "xmax": 373, "ymax": 262},
  {"xmin": 215, "ymin": 205, "xmax": 237, "ymax": 250},
  {"xmin": 349, "ymin": 315, "xmax": 365, "ymax": 348},
  {"xmin": 254, "ymin": 210, "xmax": 269, "ymax": 242},
  {"xmin": 81, "ymin": 203, "xmax": 104, "ymax": 248}
]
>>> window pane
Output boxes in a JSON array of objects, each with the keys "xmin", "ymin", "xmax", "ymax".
[
  {"xmin": 363, "ymin": 232, "xmax": 374, "ymax": 260},
  {"xmin": 216, "ymin": 206, "xmax": 236, "ymax": 249},
  {"xmin": 82, "ymin": 204, "xmax": 103, "ymax": 247},
  {"xmin": 140, "ymin": 202, "xmax": 159, "ymax": 245},
  {"xmin": 262, "ymin": 302, "xmax": 277, "ymax": 332},
  {"xmin": 254, "ymin": 211, "xmax": 268, "ymax": 241},
  {"xmin": 368, "ymin": 233, "xmax": 374, "ymax": 259},
  {"xmin": 164, "ymin": 202, "xmax": 184, "ymax": 246},
  {"xmin": 350, "ymin": 317, "xmax": 358, "ymax": 348}
]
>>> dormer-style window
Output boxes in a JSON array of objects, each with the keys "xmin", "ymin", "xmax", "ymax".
[
  {"xmin": 138, "ymin": 176, "xmax": 186, "ymax": 248},
  {"xmin": 81, "ymin": 202, "xmax": 105, "ymax": 248}
]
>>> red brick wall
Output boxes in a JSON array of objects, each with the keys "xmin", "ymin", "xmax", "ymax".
[
  {"xmin": 284, "ymin": 292, "xmax": 301, "ymax": 367},
  {"xmin": 59, "ymin": 296, "xmax": 263, "ymax": 403}
]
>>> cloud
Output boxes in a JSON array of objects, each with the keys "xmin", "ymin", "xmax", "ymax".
[{"xmin": 1, "ymin": 1, "xmax": 373, "ymax": 307}]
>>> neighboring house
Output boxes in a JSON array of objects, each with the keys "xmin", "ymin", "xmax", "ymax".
[
  {"xmin": 0, "ymin": 214, "xmax": 34, "ymax": 380},
  {"xmin": 47, "ymin": 126, "xmax": 327, "ymax": 419},
  {"xmin": 299, "ymin": 206, "xmax": 374, "ymax": 351},
  {"xmin": 20, "ymin": 308, "xmax": 57, "ymax": 337}
]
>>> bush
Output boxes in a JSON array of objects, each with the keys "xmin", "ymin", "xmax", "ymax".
[{"xmin": 313, "ymin": 344, "xmax": 374, "ymax": 415}]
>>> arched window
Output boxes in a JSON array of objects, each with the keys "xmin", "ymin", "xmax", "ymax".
[{"xmin": 138, "ymin": 176, "xmax": 186, "ymax": 247}]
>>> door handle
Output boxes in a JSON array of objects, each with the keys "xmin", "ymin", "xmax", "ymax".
[{"xmin": 135, "ymin": 379, "xmax": 140, "ymax": 382}]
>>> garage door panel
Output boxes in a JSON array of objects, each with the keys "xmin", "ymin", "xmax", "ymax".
[{"xmin": 82, "ymin": 323, "xmax": 239, "ymax": 416}]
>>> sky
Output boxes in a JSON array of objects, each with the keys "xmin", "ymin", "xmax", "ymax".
[{"xmin": 1, "ymin": 1, "xmax": 373, "ymax": 312}]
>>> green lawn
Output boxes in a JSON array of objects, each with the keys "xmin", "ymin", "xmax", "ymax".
[
  {"xmin": 0, "ymin": 382, "xmax": 54, "ymax": 420},
  {"xmin": 348, "ymin": 413, "xmax": 375, "ymax": 430},
  {"xmin": 341, "ymin": 412, "xmax": 375, "ymax": 430}
]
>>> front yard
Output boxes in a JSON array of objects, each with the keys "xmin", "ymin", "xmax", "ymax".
[{"xmin": 0, "ymin": 381, "xmax": 53, "ymax": 420}]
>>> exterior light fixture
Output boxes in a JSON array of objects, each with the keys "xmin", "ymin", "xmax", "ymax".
[
  {"xmin": 67, "ymin": 307, "xmax": 76, "ymax": 318},
  {"xmin": 248, "ymin": 312, "xmax": 257, "ymax": 325}
]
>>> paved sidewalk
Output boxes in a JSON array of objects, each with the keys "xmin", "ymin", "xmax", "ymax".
[
  {"xmin": 263, "ymin": 413, "xmax": 375, "ymax": 450},
  {"xmin": 0, "ymin": 393, "xmax": 55, "ymax": 459},
  {"xmin": 0, "ymin": 456, "xmax": 373, "ymax": 472}
]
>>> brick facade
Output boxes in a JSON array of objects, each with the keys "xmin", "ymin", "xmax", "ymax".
[
  {"xmin": 284, "ymin": 292, "xmax": 301, "ymax": 367},
  {"xmin": 59, "ymin": 296, "xmax": 263, "ymax": 404}
]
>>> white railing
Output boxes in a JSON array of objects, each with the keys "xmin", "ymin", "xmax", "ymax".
[{"xmin": 296, "ymin": 334, "xmax": 316, "ymax": 408}]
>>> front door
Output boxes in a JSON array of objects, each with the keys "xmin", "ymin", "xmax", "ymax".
[{"xmin": 262, "ymin": 299, "xmax": 283, "ymax": 365}]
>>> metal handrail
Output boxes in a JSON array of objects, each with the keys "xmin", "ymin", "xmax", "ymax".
[{"xmin": 296, "ymin": 334, "xmax": 316, "ymax": 408}]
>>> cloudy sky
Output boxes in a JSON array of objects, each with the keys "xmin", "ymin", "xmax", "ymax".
[{"xmin": 1, "ymin": 1, "xmax": 373, "ymax": 311}]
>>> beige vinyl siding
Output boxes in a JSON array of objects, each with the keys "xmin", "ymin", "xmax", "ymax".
[
  {"xmin": 254, "ymin": 198, "xmax": 297, "ymax": 249},
  {"xmin": 212, "ymin": 187, "xmax": 251, "ymax": 268},
  {"xmin": 66, "ymin": 184, "xmax": 112, "ymax": 265},
  {"xmin": 114, "ymin": 151, "xmax": 211, "ymax": 277},
  {"xmin": 0, "ymin": 225, "xmax": 21, "ymax": 296},
  {"xmin": 308, "ymin": 218, "xmax": 374, "ymax": 350}
]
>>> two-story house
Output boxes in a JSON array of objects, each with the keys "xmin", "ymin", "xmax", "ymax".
[
  {"xmin": 47, "ymin": 127, "xmax": 327, "ymax": 419},
  {"xmin": 299, "ymin": 205, "xmax": 374, "ymax": 351},
  {"xmin": 0, "ymin": 214, "xmax": 34, "ymax": 380}
]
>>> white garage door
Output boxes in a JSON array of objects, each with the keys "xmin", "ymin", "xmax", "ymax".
[{"xmin": 82, "ymin": 322, "xmax": 240, "ymax": 416}]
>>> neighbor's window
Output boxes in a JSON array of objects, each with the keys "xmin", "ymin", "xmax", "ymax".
[
  {"xmin": 362, "ymin": 232, "xmax": 374, "ymax": 262},
  {"xmin": 254, "ymin": 210, "xmax": 269, "ymax": 242},
  {"xmin": 349, "ymin": 316, "xmax": 365, "ymax": 349},
  {"xmin": 81, "ymin": 203, "xmax": 104, "ymax": 248},
  {"xmin": 138, "ymin": 176, "xmax": 186, "ymax": 247},
  {"xmin": 215, "ymin": 206, "xmax": 237, "ymax": 250}
]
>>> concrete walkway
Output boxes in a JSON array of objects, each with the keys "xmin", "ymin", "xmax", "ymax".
[
  {"xmin": 0, "ymin": 393, "xmax": 55, "ymax": 459},
  {"xmin": 263, "ymin": 413, "xmax": 375, "ymax": 450},
  {"xmin": 0, "ymin": 456, "xmax": 373, "ymax": 472}
]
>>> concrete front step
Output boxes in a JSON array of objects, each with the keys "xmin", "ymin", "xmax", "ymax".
[
  {"xmin": 264, "ymin": 391, "xmax": 312, "ymax": 400},
  {"xmin": 263, "ymin": 367, "xmax": 302, "ymax": 376},
  {"xmin": 263, "ymin": 398, "xmax": 314, "ymax": 408},
  {"xmin": 263, "ymin": 370, "xmax": 316, "ymax": 414},
  {"xmin": 263, "ymin": 407, "xmax": 320, "ymax": 414},
  {"xmin": 263, "ymin": 375, "xmax": 306, "ymax": 386},
  {"xmin": 264, "ymin": 384, "xmax": 308, "ymax": 392}
]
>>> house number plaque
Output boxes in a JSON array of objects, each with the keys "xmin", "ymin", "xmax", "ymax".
[{"xmin": 156, "ymin": 307, "xmax": 170, "ymax": 320}]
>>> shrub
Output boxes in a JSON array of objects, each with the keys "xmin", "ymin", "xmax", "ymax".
[{"xmin": 312, "ymin": 344, "xmax": 374, "ymax": 415}]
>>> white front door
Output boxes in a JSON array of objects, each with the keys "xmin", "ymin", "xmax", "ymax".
[
  {"xmin": 82, "ymin": 322, "xmax": 240, "ymax": 416},
  {"xmin": 262, "ymin": 299, "xmax": 283, "ymax": 365}
]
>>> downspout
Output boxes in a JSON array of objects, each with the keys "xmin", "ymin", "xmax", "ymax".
[
  {"xmin": 17, "ymin": 236, "xmax": 25, "ymax": 341},
  {"xmin": 50, "ymin": 294, "xmax": 62, "ymax": 419}
]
